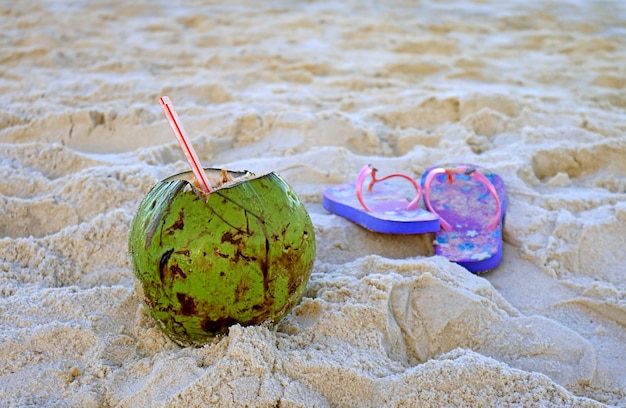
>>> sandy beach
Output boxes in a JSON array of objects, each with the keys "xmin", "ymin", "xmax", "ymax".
[{"xmin": 1, "ymin": 0, "xmax": 625, "ymax": 406}]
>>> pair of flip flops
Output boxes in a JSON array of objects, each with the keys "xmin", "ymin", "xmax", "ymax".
[{"xmin": 322, "ymin": 164, "xmax": 506, "ymax": 274}]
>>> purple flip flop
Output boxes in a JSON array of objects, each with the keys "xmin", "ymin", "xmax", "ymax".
[
  {"xmin": 323, "ymin": 164, "xmax": 440, "ymax": 234},
  {"xmin": 421, "ymin": 164, "xmax": 506, "ymax": 274}
]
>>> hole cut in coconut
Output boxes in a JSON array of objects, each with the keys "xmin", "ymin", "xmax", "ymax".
[{"xmin": 164, "ymin": 168, "xmax": 258, "ymax": 198}]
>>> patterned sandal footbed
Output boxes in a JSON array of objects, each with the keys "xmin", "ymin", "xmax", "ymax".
[{"xmin": 421, "ymin": 164, "xmax": 506, "ymax": 273}]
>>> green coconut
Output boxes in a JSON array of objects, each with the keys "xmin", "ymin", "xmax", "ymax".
[{"xmin": 129, "ymin": 168, "xmax": 316, "ymax": 347}]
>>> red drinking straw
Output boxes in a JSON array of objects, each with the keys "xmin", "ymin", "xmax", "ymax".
[{"xmin": 159, "ymin": 96, "xmax": 212, "ymax": 195}]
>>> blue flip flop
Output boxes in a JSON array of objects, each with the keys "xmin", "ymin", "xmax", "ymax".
[
  {"xmin": 323, "ymin": 165, "xmax": 440, "ymax": 234},
  {"xmin": 421, "ymin": 164, "xmax": 506, "ymax": 273}
]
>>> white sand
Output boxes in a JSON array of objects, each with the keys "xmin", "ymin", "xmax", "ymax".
[{"xmin": 1, "ymin": 0, "xmax": 625, "ymax": 406}]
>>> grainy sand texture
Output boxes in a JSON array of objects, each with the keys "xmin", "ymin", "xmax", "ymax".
[{"xmin": 1, "ymin": 0, "xmax": 625, "ymax": 407}]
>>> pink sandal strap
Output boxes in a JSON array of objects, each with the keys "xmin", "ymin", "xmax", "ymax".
[
  {"xmin": 355, "ymin": 164, "xmax": 421, "ymax": 213},
  {"xmin": 423, "ymin": 165, "xmax": 502, "ymax": 232}
]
